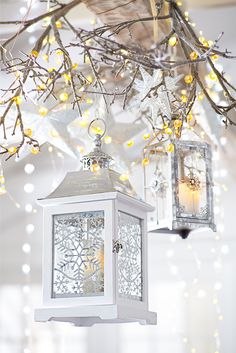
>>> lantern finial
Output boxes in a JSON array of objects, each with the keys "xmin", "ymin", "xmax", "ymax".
[{"xmin": 81, "ymin": 118, "xmax": 113, "ymax": 171}]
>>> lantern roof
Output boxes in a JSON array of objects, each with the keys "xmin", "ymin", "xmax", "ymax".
[{"xmin": 39, "ymin": 168, "xmax": 138, "ymax": 200}]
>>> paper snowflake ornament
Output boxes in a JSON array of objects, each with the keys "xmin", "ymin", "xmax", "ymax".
[{"xmin": 132, "ymin": 67, "xmax": 182, "ymax": 127}]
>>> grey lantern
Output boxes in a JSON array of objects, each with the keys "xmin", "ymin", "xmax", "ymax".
[
  {"xmin": 144, "ymin": 139, "xmax": 216, "ymax": 239},
  {"xmin": 35, "ymin": 119, "xmax": 157, "ymax": 326}
]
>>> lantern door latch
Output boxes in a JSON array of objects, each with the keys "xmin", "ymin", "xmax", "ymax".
[{"xmin": 112, "ymin": 240, "xmax": 123, "ymax": 254}]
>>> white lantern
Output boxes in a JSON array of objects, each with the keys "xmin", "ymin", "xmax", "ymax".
[
  {"xmin": 144, "ymin": 139, "xmax": 216, "ymax": 238},
  {"xmin": 35, "ymin": 120, "xmax": 157, "ymax": 326}
]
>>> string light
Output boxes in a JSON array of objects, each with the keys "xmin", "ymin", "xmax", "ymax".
[
  {"xmin": 143, "ymin": 133, "xmax": 150, "ymax": 140},
  {"xmin": 8, "ymin": 146, "xmax": 17, "ymax": 154},
  {"xmin": 26, "ymin": 224, "xmax": 35, "ymax": 234},
  {"xmin": 142, "ymin": 157, "xmax": 150, "ymax": 166},
  {"xmin": 25, "ymin": 204, "xmax": 33, "ymax": 213},
  {"xmin": 24, "ymin": 164, "xmax": 35, "ymax": 175},
  {"xmin": 38, "ymin": 107, "xmax": 48, "ymax": 116},
  {"xmin": 59, "ymin": 92, "xmax": 69, "ymax": 102},
  {"xmin": 104, "ymin": 136, "xmax": 112, "ymax": 144},
  {"xmin": 24, "ymin": 183, "xmax": 34, "ymax": 193},
  {"xmin": 168, "ymin": 35, "xmax": 178, "ymax": 46},
  {"xmin": 22, "ymin": 264, "xmax": 31, "ymax": 274},
  {"xmin": 127, "ymin": 140, "xmax": 134, "ymax": 147},
  {"xmin": 119, "ymin": 174, "xmax": 129, "ymax": 182}
]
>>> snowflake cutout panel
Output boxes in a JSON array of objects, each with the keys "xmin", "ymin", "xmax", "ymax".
[
  {"xmin": 118, "ymin": 212, "xmax": 143, "ymax": 301},
  {"xmin": 52, "ymin": 211, "xmax": 105, "ymax": 298}
]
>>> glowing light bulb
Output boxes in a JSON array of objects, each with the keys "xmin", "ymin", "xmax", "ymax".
[
  {"xmin": 56, "ymin": 49, "xmax": 63, "ymax": 55},
  {"xmin": 90, "ymin": 163, "xmax": 100, "ymax": 173},
  {"xmin": 72, "ymin": 63, "xmax": 78, "ymax": 70},
  {"xmin": 22, "ymin": 243, "xmax": 31, "ymax": 254},
  {"xmin": 26, "ymin": 224, "xmax": 35, "ymax": 234},
  {"xmin": 24, "ymin": 183, "xmax": 34, "ymax": 193},
  {"xmin": 104, "ymin": 136, "xmax": 112, "ymax": 144},
  {"xmin": 59, "ymin": 92, "xmax": 69, "ymax": 102},
  {"xmin": 0, "ymin": 186, "xmax": 6, "ymax": 195},
  {"xmin": 8, "ymin": 146, "xmax": 17, "ymax": 154},
  {"xmin": 168, "ymin": 35, "xmax": 178, "ymax": 47},
  {"xmin": 127, "ymin": 140, "xmax": 134, "ymax": 147},
  {"xmin": 208, "ymin": 71, "xmax": 218, "ymax": 82},
  {"xmin": 24, "ymin": 164, "xmax": 35, "ymax": 174},
  {"xmin": 198, "ymin": 92, "xmax": 204, "ymax": 101},
  {"xmin": 42, "ymin": 54, "xmax": 49, "ymax": 61},
  {"xmin": 119, "ymin": 174, "xmax": 129, "ymax": 182},
  {"xmin": 50, "ymin": 129, "xmax": 59, "ymax": 138},
  {"xmin": 24, "ymin": 128, "xmax": 33, "ymax": 137},
  {"xmin": 39, "ymin": 107, "xmax": 48, "ymax": 116},
  {"xmin": 184, "ymin": 74, "xmax": 193, "ymax": 84},
  {"xmin": 55, "ymin": 20, "xmax": 62, "ymax": 28},
  {"xmin": 142, "ymin": 157, "xmax": 150, "ymax": 166},
  {"xmin": 143, "ymin": 133, "xmax": 150, "ymax": 140},
  {"xmin": 190, "ymin": 51, "xmax": 198, "ymax": 60},
  {"xmin": 165, "ymin": 127, "xmax": 172, "ymax": 135},
  {"xmin": 30, "ymin": 50, "xmax": 39, "ymax": 58},
  {"xmin": 174, "ymin": 119, "xmax": 182, "ymax": 128},
  {"xmin": 86, "ymin": 75, "xmax": 93, "ymax": 84},
  {"xmin": 63, "ymin": 73, "xmax": 71, "ymax": 83},
  {"xmin": 167, "ymin": 143, "xmax": 174, "ymax": 152},
  {"xmin": 77, "ymin": 145, "xmax": 84, "ymax": 153},
  {"xmin": 22, "ymin": 264, "xmax": 31, "ymax": 274},
  {"xmin": 181, "ymin": 95, "xmax": 188, "ymax": 103},
  {"xmin": 25, "ymin": 204, "xmax": 33, "ymax": 213},
  {"xmin": 31, "ymin": 146, "xmax": 40, "ymax": 155},
  {"xmin": 86, "ymin": 98, "xmax": 93, "ymax": 104}
]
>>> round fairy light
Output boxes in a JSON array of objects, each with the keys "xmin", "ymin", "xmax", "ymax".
[
  {"xmin": 24, "ymin": 183, "xmax": 34, "ymax": 193},
  {"xmin": 22, "ymin": 243, "xmax": 31, "ymax": 254},
  {"xmin": 22, "ymin": 264, "xmax": 31, "ymax": 274},
  {"xmin": 24, "ymin": 164, "xmax": 35, "ymax": 175},
  {"xmin": 26, "ymin": 224, "xmax": 35, "ymax": 234}
]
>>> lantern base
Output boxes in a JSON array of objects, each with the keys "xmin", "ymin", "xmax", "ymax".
[
  {"xmin": 35, "ymin": 304, "xmax": 157, "ymax": 326},
  {"xmin": 149, "ymin": 226, "xmax": 191, "ymax": 239}
]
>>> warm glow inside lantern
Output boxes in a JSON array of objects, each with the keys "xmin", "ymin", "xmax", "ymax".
[
  {"xmin": 35, "ymin": 123, "xmax": 156, "ymax": 326},
  {"xmin": 144, "ymin": 140, "xmax": 216, "ymax": 238}
]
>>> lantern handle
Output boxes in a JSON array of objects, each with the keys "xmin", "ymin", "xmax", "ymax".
[{"xmin": 88, "ymin": 118, "xmax": 107, "ymax": 140}]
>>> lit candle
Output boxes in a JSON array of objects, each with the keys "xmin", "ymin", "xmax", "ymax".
[{"xmin": 178, "ymin": 182, "xmax": 200, "ymax": 215}]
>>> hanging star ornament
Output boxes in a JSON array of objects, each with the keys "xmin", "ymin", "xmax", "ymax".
[
  {"xmin": 131, "ymin": 67, "xmax": 183, "ymax": 127},
  {"xmin": 0, "ymin": 107, "xmax": 79, "ymax": 159}
]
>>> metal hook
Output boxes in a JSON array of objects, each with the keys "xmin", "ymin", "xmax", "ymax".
[{"xmin": 88, "ymin": 118, "xmax": 107, "ymax": 140}]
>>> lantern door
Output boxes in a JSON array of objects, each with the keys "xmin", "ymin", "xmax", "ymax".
[
  {"xmin": 114, "ymin": 195, "xmax": 150, "ymax": 311},
  {"xmin": 42, "ymin": 200, "xmax": 114, "ymax": 306},
  {"xmin": 144, "ymin": 149, "xmax": 173, "ymax": 230},
  {"xmin": 172, "ymin": 141, "xmax": 215, "ymax": 230}
]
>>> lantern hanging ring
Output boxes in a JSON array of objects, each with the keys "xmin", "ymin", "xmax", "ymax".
[{"xmin": 88, "ymin": 118, "xmax": 107, "ymax": 140}]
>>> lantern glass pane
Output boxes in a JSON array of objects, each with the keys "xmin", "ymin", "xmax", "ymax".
[
  {"xmin": 117, "ymin": 211, "xmax": 143, "ymax": 301},
  {"xmin": 145, "ymin": 151, "xmax": 169, "ymax": 225},
  {"xmin": 52, "ymin": 211, "xmax": 104, "ymax": 298},
  {"xmin": 176, "ymin": 146, "xmax": 207, "ymax": 219}
]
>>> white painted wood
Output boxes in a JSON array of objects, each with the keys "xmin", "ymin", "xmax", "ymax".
[
  {"xmin": 36, "ymin": 187, "xmax": 157, "ymax": 325},
  {"xmin": 35, "ymin": 304, "xmax": 157, "ymax": 326}
]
